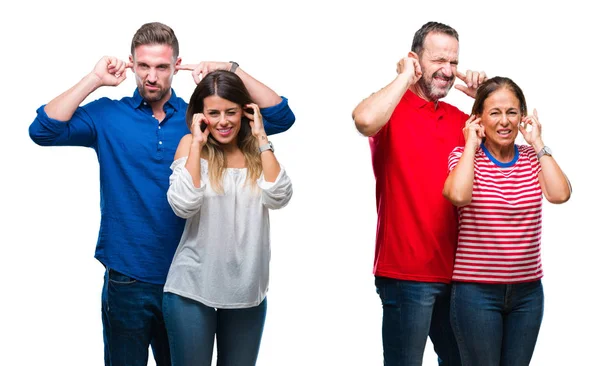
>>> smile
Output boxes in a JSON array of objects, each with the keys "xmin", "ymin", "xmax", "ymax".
[{"xmin": 216, "ymin": 128, "xmax": 233, "ymax": 136}]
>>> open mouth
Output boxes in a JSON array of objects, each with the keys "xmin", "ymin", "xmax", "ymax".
[{"xmin": 216, "ymin": 127, "xmax": 233, "ymax": 136}]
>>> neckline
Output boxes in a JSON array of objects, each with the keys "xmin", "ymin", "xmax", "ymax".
[
  {"xmin": 200, "ymin": 158, "xmax": 246, "ymax": 171},
  {"xmin": 481, "ymin": 143, "xmax": 519, "ymax": 168}
]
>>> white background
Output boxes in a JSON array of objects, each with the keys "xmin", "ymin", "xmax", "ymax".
[{"xmin": 2, "ymin": 0, "xmax": 598, "ymax": 365}]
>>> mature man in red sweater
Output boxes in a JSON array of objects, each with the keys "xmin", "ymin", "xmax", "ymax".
[{"xmin": 353, "ymin": 21, "xmax": 486, "ymax": 365}]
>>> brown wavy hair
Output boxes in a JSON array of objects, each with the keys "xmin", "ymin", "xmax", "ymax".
[{"xmin": 186, "ymin": 70, "xmax": 262, "ymax": 193}]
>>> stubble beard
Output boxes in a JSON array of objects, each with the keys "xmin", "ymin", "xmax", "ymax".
[{"xmin": 419, "ymin": 72, "xmax": 454, "ymax": 101}]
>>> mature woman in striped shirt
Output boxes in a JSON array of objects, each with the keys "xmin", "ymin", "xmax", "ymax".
[{"xmin": 443, "ymin": 76, "xmax": 571, "ymax": 366}]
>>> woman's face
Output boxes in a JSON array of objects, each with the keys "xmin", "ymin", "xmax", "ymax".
[
  {"xmin": 203, "ymin": 95, "xmax": 243, "ymax": 146},
  {"xmin": 480, "ymin": 88, "xmax": 522, "ymax": 149}
]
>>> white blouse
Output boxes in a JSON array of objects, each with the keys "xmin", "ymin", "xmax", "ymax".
[{"xmin": 164, "ymin": 157, "xmax": 293, "ymax": 309}]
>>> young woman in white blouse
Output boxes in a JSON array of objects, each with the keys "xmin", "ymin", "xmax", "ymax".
[{"xmin": 163, "ymin": 70, "xmax": 293, "ymax": 366}]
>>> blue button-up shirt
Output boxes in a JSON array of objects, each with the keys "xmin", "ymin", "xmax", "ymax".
[{"xmin": 29, "ymin": 89, "xmax": 295, "ymax": 284}]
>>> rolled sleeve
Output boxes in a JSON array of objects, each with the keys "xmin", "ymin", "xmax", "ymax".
[
  {"xmin": 29, "ymin": 105, "xmax": 97, "ymax": 147},
  {"xmin": 261, "ymin": 96, "xmax": 295, "ymax": 135},
  {"xmin": 167, "ymin": 157, "xmax": 206, "ymax": 218},
  {"xmin": 258, "ymin": 166, "xmax": 293, "ymax": 209}
]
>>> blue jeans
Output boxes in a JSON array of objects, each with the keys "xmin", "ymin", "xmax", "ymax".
[
  {"xmin": 450, "ymin": 280, "xmax": 544, "ymax": 366},
  {"xmin": 163, "ymin": 292, "xmax": 267, "ymax": 366},
  {"xmin": 375, "ymin": 277, "xmax": 461, "ymax": 366},
  {"xmin": 101, "ymin": 268, "xmax": 170, "ymax": 366}
]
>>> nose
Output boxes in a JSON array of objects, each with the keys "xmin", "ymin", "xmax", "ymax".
[
  {"xmin": 441, "ymin": 62, "xmax": 453, "ymax": 77},
  {"xmin": 147, "ymin": 68, "xmax": 158, "ymax": 83},
  {"xmin": 212, "ymin": 112, "xmax": 227, "ymax": 123}
]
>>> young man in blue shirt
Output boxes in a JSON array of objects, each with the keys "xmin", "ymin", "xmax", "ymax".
[{"xmin": 29, "ymin": 22, "xmax": 295, "ymax": 365}]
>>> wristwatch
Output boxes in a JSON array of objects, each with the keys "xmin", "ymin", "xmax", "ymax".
[
  {"xmin": 229, "ymin": 61, "xmax": 239, "ymax": 73},
  {"xmin": 259, "ymin": 141, "xmax": 274, "ymax": 154},
  {"xmin": 536, "ymin": 146, "xmax": 552, "ymax": 160}
]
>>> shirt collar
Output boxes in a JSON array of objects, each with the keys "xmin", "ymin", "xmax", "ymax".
[{"xmin": 405, "ymin": 89, "xmax": 442, "ymax": 112}]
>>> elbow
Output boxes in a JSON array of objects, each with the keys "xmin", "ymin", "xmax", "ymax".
[
  {"xmin": 546, "ymin": 190, "xmax": 571, "ymax": 204},
  {"xmin": 353, "ymin": 113, "xmax": 378, "ymax": 137},
  {"xmin": 443, "ymin": 188, "xmax": 472, "ymax": 208},
  {"xmin": 167, "ymin": 192, "xmax": 201, "ymax": 219},
  {"xmin": 264, "ymin": 187, "xmax": 293, "ymax": 210},
  {"xmin": 29, "ymin": 122, "xmax": 52, "ymax": 146},
  {"xmin": 168, "ymin": 204, "xmax": 196, "ymax": 219},
  {"xmin": 264, "ymin": 107, "xmax": 295, "ymax": 136}
]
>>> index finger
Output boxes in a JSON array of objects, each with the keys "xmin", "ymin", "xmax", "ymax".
[
  {"xmin": 176, "ymin": 64, "xmax": 198, "ymax": 71},
  {"xmin": 465, "ymin": 114, "xmax": 477, "ymax": 126},
  {"xmin": 247, "ymin": 103, "xmax": 261, "ymax": 116},
  {"xmin": 455, "ymin": 70, "xmax": 467, "ymax": 82}
]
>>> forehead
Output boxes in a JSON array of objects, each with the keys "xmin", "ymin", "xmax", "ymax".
[
  {"xmin": 133, "ymin": 44, "xmax": 175, "ymax": 64},
  {"xmin": 203, "ymin": 95, "xmax": 240, "ymax": 110},
  {"xmin": 422, "ymin": 33, "xmax": 459, "ymax": 60},
  {"xmin": 484, "ymin": 88, "xmax": 520, "ymax": 109}
]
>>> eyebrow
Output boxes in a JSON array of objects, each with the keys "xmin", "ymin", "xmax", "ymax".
[{"xmin": 207, "ymin": 108, "xmax": 239, "ymax": 112}]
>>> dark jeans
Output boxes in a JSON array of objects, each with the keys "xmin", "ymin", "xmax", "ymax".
[
  {"xmin": 450, "ymin": 280, "xmax": 544, "ymax": 366},
  {"xmin": 101, "ymin": 268, "xmax": 170, "ymax": 366},
  {"xmin": 163, "ymin": 292, "xmax": 267, "ymax": 366},
  {"xmin": 375, "ymin": 277, "xmax": 461, "ymax": 366}
]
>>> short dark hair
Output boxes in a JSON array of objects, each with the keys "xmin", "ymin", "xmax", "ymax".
[
  {"xmin": 130, "ymin": 22, "xmax": 179, "ymax": 58},
  {"xmin": 411, "ymin": 21, "xmax": 459, "ymax": 56},
  {"xmin": 471, "ymin": 76, "xmax": 528, "ymax": 116}
]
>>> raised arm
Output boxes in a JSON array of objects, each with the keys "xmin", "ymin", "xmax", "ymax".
[
  {"xmin": 443, "ymin": 115, "xmax": 484, "ymax": 207},
  {"xmin": 29, "ymin": 56, "xmax": 131, "ymax": 147},
  {"xmin": 45, "ymin": 57, "xmax": 130, "ymax": 121},
  {"xmin": 177, "ymin": 61, "xmax": 295, "ymax": 134},
  {"xmin": 521, "ymin": 109, "xmax": 571, "ymax": 204},
  {"xmin": 245, "ymin": 103, "xmax": 292, "ymax": 209},
  {"xmin": 166, "ymin": 116, "xmax": 211, "ymax": 219},
  {"xmin": 352, "ymin": 56, "xmax": 422, "ymax": 137}
]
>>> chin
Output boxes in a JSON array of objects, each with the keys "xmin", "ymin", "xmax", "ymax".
[{"xmin": 210, "ymin": 135, "xmax": 236, "ymax": 146}]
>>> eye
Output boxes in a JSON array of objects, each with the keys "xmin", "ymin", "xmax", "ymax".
[
  {"xmin": 226, "ymin": 111, "xmax": 237, "ymax": 116},
  {"xmin": 208, "ymin": 111, "xmax": 219, "ymax": 116},
  {"xmin": 158, "ymin": 65, "xmax": 169, "ymax": 70}
]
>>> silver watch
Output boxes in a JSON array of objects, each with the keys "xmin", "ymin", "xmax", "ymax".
[
  {"xmin": 229, "ymin": 61, "xmax": 239, "ymax": 73},
  {"xmin": 258, "ymin": 141, "xmax": 274, "ymax": 154},
  {"xmin": 536, "ymin": 146, "xmax": 552, "ymax": 160}
]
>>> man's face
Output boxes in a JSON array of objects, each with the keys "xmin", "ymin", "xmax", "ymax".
[
  {"xmin": 416, "ymin": 33, "xmax": 459, "ymax": 101},
  {"xmin": 130, "ymin": 44, "xmax": 180, "ymax": 104}
]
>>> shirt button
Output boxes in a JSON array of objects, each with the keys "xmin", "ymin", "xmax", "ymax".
[
  {"xmin": 159, "ymin": 141, "xmax": 163, "ymax": 145},
  {"xmin": 158, "ymin": 126, "xmax": 161, "ymax": 129},
  {"xmin": 143, "ymin": 102, "xmax": 147, "ymax": 105}
]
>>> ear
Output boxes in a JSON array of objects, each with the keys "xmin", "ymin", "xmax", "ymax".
[
  {"xmin": 174, "ymin": 57, "xmax": 182, "ymax": 74},
  {"xmin": 408, "ymin": 51, "xmax": 419, "ymax": 61},
  {"xmin": 129, "ymin": 55, "xmax": 134, "ymax": 64}
]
